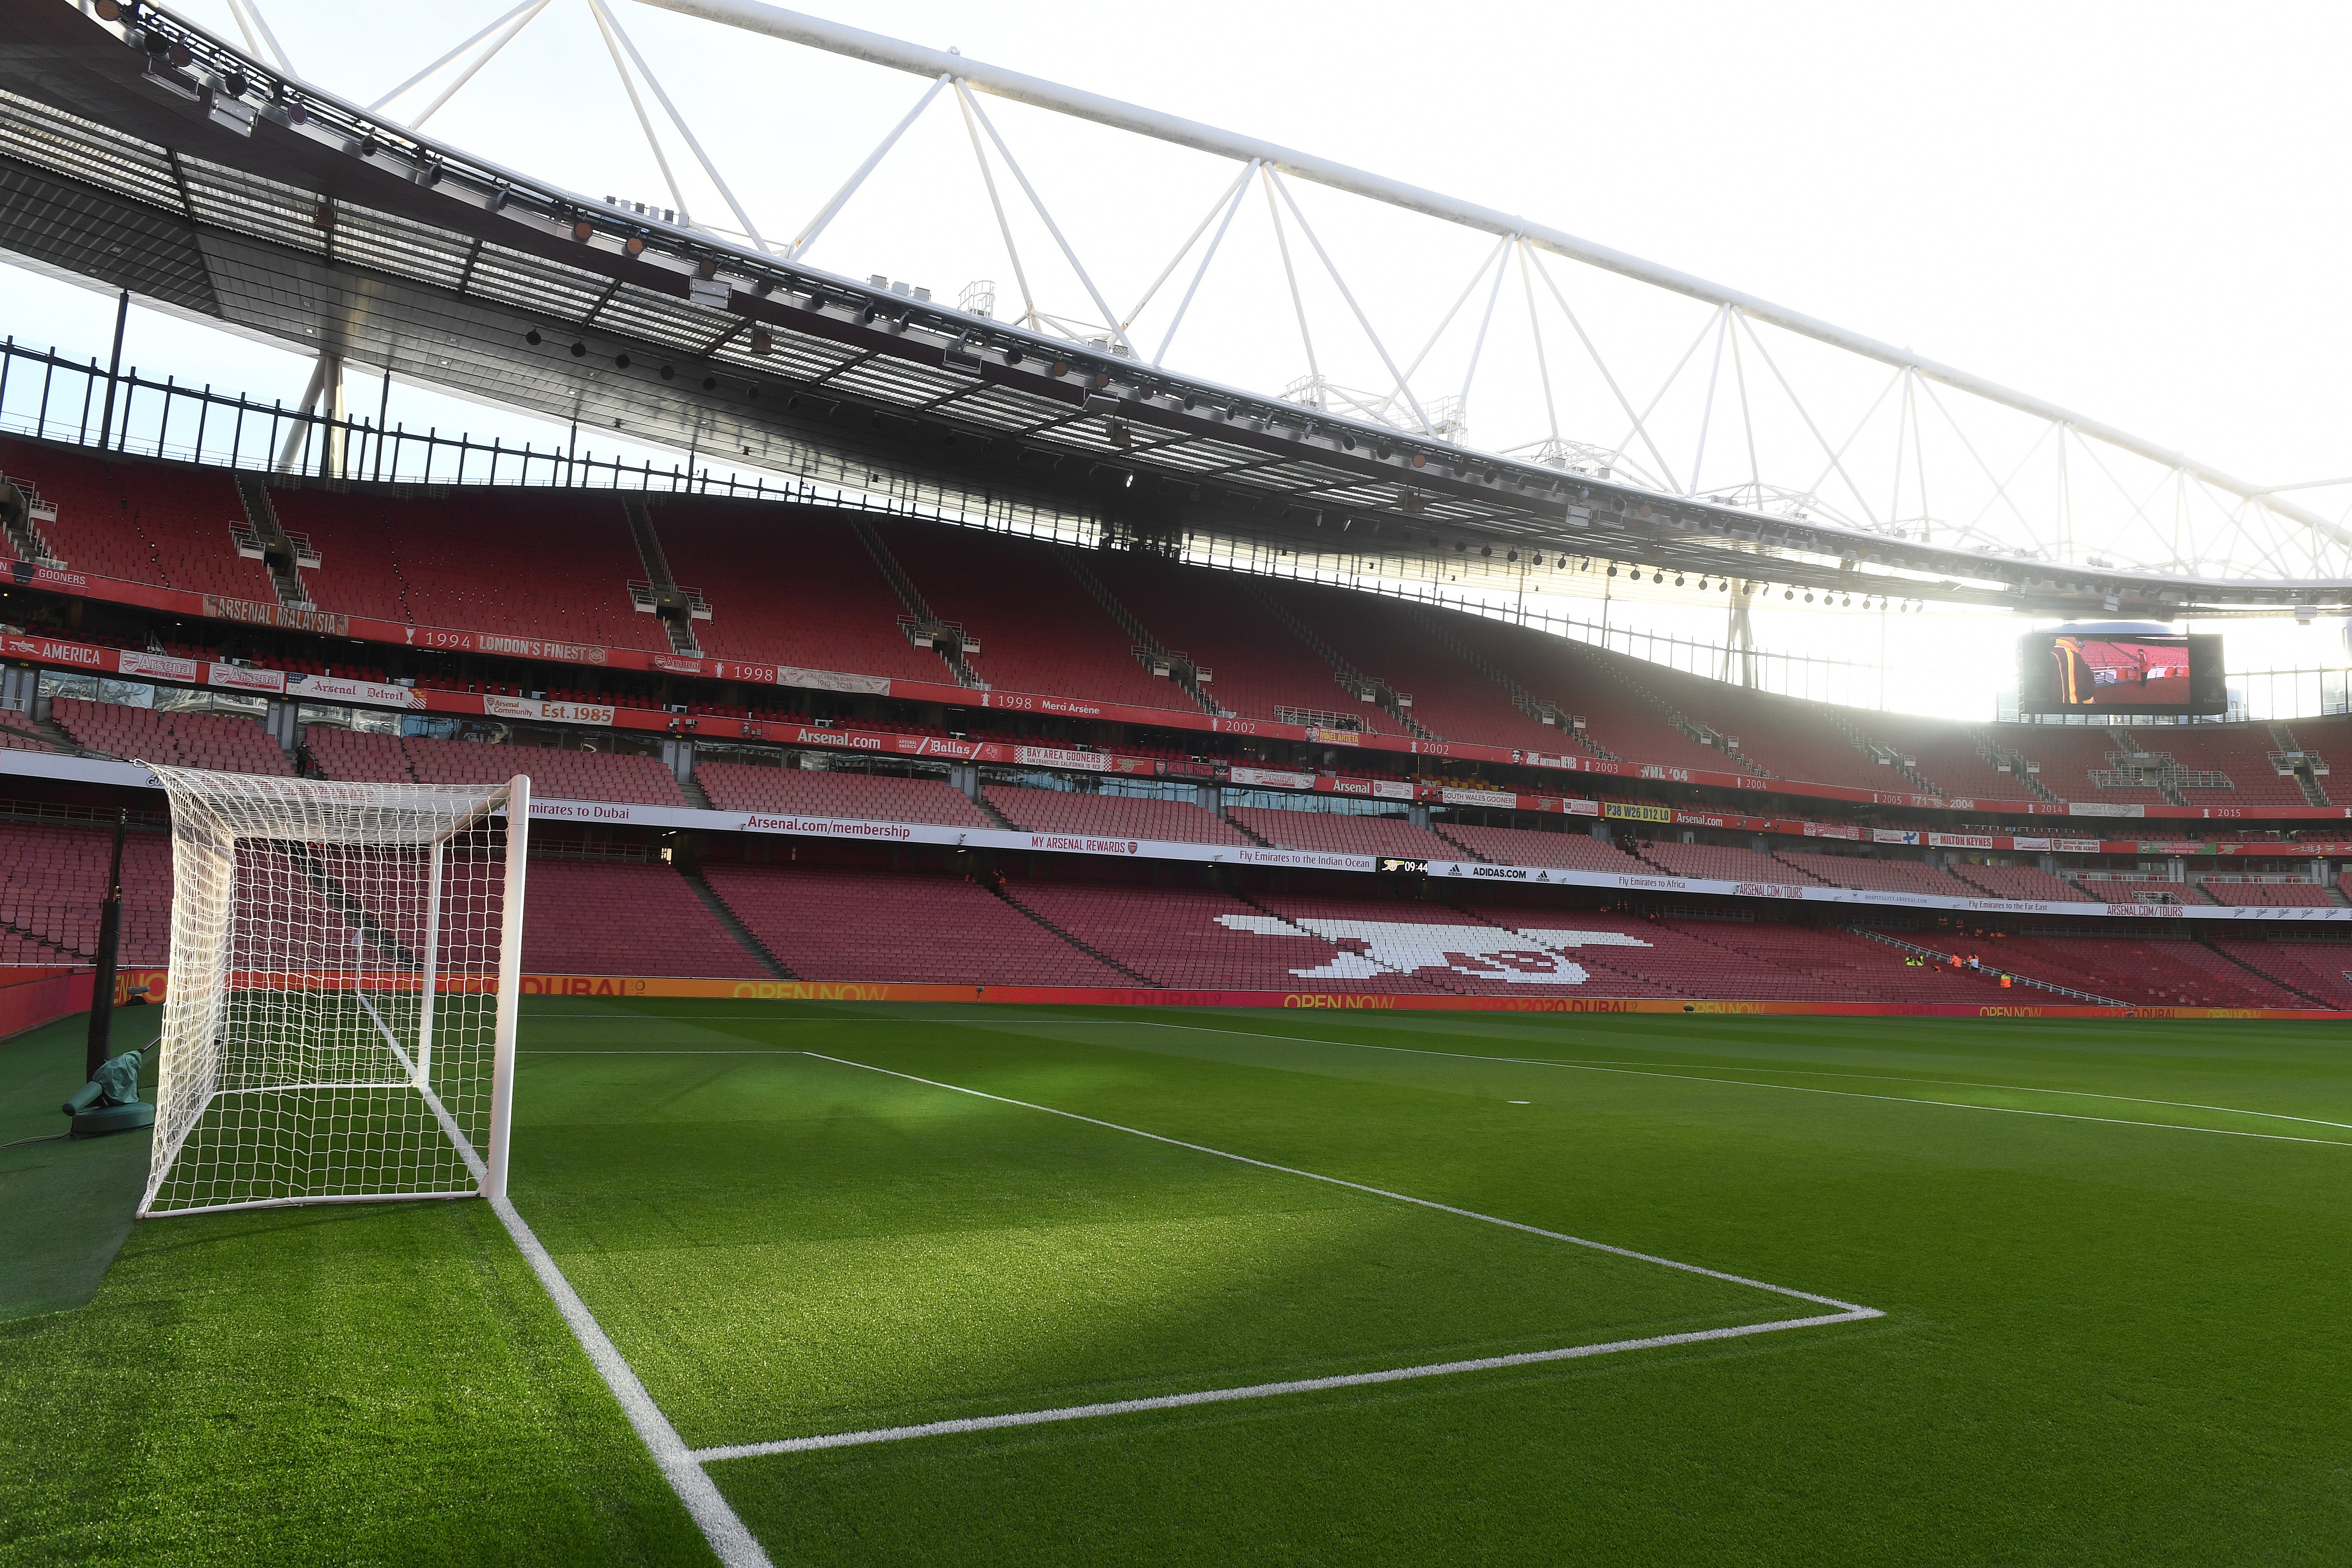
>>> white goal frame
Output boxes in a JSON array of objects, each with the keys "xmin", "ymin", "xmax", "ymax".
[{"xmin": 138, "ymin": 767, "xmax": 532, "ymax": 1218}]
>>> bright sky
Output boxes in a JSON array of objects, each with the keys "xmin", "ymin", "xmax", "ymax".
[{"xmin": 9, "ymin": 0, "xmax": 2352, "ymax": 717}]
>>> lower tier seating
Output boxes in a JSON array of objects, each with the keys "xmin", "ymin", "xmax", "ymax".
[
  {"xmin": 304, "ymin": 726, "xmax": 684, "ymax": 806},
  {"xmin": 1946, "ymin": 864, "xmax": 2093, "ymax": 903},
  {"xmin": 521, "ymin": 859, "xmax": 768, "ymax": 978},
  {"xmin": 701, "ymin": 862, "xmax": 1129, "ymax": 985},
  {"xmin": 2197, "ymin": 881, "xmax": 2339, "ymax": 907},
  {"xmin": 1638, "ymin": 841, "xmax": 1824, "ymax": 884}
]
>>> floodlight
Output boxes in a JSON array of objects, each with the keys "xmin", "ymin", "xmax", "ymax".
[
  {"xmin": 524, "ymin": 330, "xmax": 542, "ymax": 346},
  {"xmin": 659, "ymin": 365, "xmax": 675, "ymax": 381},
  {"xmin": 614, "ymin": 353, "xmax": 631, "ymax": 369},
  {"xmin": 569, "ymin": 341, "xmax": 586, "ymax": 357}
]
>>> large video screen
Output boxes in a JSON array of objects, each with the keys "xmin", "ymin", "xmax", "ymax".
[{"xmin": 2017, "ymin": 626, "xmax": 2225, "ymax": 715}]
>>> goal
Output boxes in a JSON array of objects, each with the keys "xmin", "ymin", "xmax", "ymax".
[{"xmin": 139, "ymin": 767, "xmax": 531, "ymax": 1217}]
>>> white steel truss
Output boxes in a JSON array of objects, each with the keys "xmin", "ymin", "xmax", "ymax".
[{"xmin": 154, "ymin": 0, "xmax": 2352, "ymax": 593}]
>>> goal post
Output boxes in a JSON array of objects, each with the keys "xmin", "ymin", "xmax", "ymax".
[{"xmin": 138, "ymin": 767, "xmax": 532, "ymax": 1218}]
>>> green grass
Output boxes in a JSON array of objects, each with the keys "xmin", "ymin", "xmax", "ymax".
[{"xmin": 8, "ymin": 999, "xmax": 2352, "ymax": 1564}]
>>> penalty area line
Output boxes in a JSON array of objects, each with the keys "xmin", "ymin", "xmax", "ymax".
[{"xmin": 691, "ymin": 1308, "xmax": 1872, "ymax": 1461}]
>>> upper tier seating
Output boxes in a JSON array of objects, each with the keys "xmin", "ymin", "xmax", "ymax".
[
  {"xmin": 1263, "ymin": 580, "xmax": 1554, "ymax": 749},
  {"xmin": 983, "ymin": 785, "xmax": 1249, "ymax": 846},
  {"xmin": 272, "ymin": 488, "xmax": 660, "ymax": 650},
  {"xmin": 1432, "ymin": 823, "xmax": 1649, "ymax": 872},
  {"xmin": 0, "ymin": 819, "xmax": 173, "ymax": 966},
  {"xmin": 0, "ymin": 442, "xmax": 275, "ymax": 599},
  {"xmin": 53, "ymin": 697, "xmax": 293, "ymax": 776},
  {"xmin": 1638, "ymin": 840, "xmax": 1825, "ymax": 884},
  {"xmin": 696, "ymin": 763, "xmax": 989, "ymax": 827},
  {"xmin": 872, "ymin": 519, "xmax": 1194, "ymax": 710},
  {"xmin": 1858, "ymin": 714, "xmax": 2023, "ymax": 802},
  {"xmin": 2157, "ymin": 727, "xmax": 2317, "ymax": 809},
  {"xmin": 1945, "ymin": 863, "xmax": 2094, "ymax": 902},
  {"xmin": 702, "ymin": 862, "xmax": 1128, "ymax": 985},
  {"xmin": 2196, "ymin": 880, "xmax": 2339, "ymax": 907},
  {"xmin": 1985, "ymin": 726, "xmax": 2174, "ymax": 806},
  {"xmin": 1076, "ymin": 550, "xmax": 1370, "ymax": 728},
  {"xmin": 522, "ymin": 858, "xmax": 767, "ymax": 978},
  {"xmin": 1436, "ymin": 616, "xmax": 1725, "ymax": 772},
  {"xmin": 651, "ymin": 500, "xmax": 947, "ymax": 681},
  {"xmin": 1638, "ymin": 669, "xmax": 1896, "ymax": 793},
  {"xmin": 1775, "ymin": 852, "xmax": 1966, "ymax": 896},
  {"xmin": 1226, "ymin": 807, "xmax": 1456, "ymax": 859}
]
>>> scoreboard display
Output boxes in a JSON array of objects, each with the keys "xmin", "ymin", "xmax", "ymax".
[{"xmin": 2017, "ymin": 626, "xmax": 2225, "ymax": 715}]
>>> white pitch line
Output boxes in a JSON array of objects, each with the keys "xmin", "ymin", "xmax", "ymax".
[
  {"xmin": 490, "ymin": 1193, "xmax": 774, "ymax": 1568},
  {"xmin": 800, "ymin": 1052, "xmax": 1875, "ymax": 1312},
  {"xmin": 691, "ymin": 1309, "xmax": 1870, "ymax": 1462},
  {"xmin": 1033, "ymin": 1015, "xmax": 2352, "ymax": 1149}
]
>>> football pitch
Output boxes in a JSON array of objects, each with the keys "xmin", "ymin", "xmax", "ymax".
[{"xmin": 6, "ymin": 999, "xmax": 2351, "ymax": 1565}]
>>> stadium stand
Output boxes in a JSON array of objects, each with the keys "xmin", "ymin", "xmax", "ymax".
[
  {"xmin": 1945, "ymin": 863, "xmax": 2094, "ymax": 903},
  {"xmin": 1003, "ymin": 882, "xmax": 1432, "ymax": 991},
  {"xmin": 1432, "ymin": 823, "xmax": 1648, "ymax": 871},
  {"xmin": 2080, "ymin": 879, "xmax": 2213, "ymax": 906},
  {"xmin": 1638, "ymin": 840, "xmax": 1825, "ymax": 884},
  {"xmin": 1972, "ymin": 933, "xmax": 2298, "ymax": 1007},
  {"xmin": 653, "ymin": 501, "xmax": 948, "ymax": 681},
  {"xmin": 1075, "ymin": 550, "xmax": 1385, "ymax": 728},
  {"xmin": 1441, "ymin": 618, "xmax": 1726, "ymax": 772},
  {"xmin": 1226, "ymin": 806, "xmax": 1456, "ymax": 859},
  {"xmin": 1262, "ymin": 580, "xmax": 1553, "ymax": 749},
  {"xmin": 0, "ymin": 443, "xmax": 276, "ymax": 598},
  {"xmin": 275, "ymin": 488, "xmax": 660, "ymax": 650},
  {"xmin": 702, "ymin": 862, "xmax": 1129, "ymax": 985},
  {"xmin": 1639, "ymin": 671, "xmax": 1895, "ymax": 792},
  {"xmin": 0, "ymin": 819, "xmax": 173, "ymax": 966},
  {"xmin": 305, "ymin": 725, "xmax": 683, "ymax": 805},
  {"xmin": 696, "ymin": 762, "xmax": 989, "ymax": 827},
  {"xmin": 1465, "ymin": 907, "xmax": 1860, "ymax": 999},
  {"xmin": 871, "ymin": 519, "xmax": 1192, "ymax": 710},
  {"xmin": 1776, "ymin": 852, "xmax": 1967, "ymax": 896},
  {"xmin": 2161, "ymin": 727, "xmax": 2315, "ymax": 809},
  {"xmin": 1989, "ymin": 726, "xmax": 2172, "ymax": 806},
  {"xmin": 1857, "ymin": 715, "xmax": 2024, "ymax": 802},
  {"xmin": 1247, "ymin": 895, "xmax": 1590, "ymax": 994},
  {"xmin": 983, "ymin": 785, "xmax": 1250, "ymax": 846},
  {"xmin": 0, "ymin": 711, "xmax": 55, "ymax": 754},
  {"xmin": 2210, "ymin": 937, "xmax": 2352, "ymax": 1007},
  {"xmin": 521, "ymin": 858, "xmax": 768, "ymax": 977},
  {"xmin": 1694, "ymin": 923, "xmax": 2009, "ymax": 1002},
  {"xmin": 53, "ymin": 697, "xmax": 292, "ymax": 775}
]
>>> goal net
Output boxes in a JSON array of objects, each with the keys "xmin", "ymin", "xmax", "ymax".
[{"xmin": 139, "ymin": 767, "xmax": 531, "ymax": 1217}]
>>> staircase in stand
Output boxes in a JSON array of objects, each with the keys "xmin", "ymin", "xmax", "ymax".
[
  {"xmin": 2267, "ymin": 721, "xmax": 2332, "ymax": 805},
  {"xmin": 1243, "ymin": 580, "xmax": 1438, "ymax": 741},
  {"xmin": 991, "ymin": 883, "xmax": 1160, "ymax": 985},
  {"xmin": 621, "ymin": 495, "xmax": 706, "ymax": 656},
  {"xmin": 232, "ymin": 475, "xmax": 318, "ymax": 610},
  {"xmin": 679, "ymin": 864, "xmax": 792, "ymax": 977},
  {"xmin": 0, "ymin": 473, "xmax": 66, "ymax": 566},
  {"xmin": 1828, "ymin": 710, "xmax": 1938, "ymax": 793},
  {"xmin": 851, "ymin": 517, "xmax": 980, "ymax": 686},
  {"xmin": 1057, "ymin": 545, "xmax": 1221, "ymax": 714},
  {"xmin": 1980, "ymin": 730, "xmax": 2061, "ymax": 803}
]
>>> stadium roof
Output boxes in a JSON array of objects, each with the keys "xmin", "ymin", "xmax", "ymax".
[{"xmin": 2, "ymin": 0, "xmax": 2346, "ymax": 619}]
